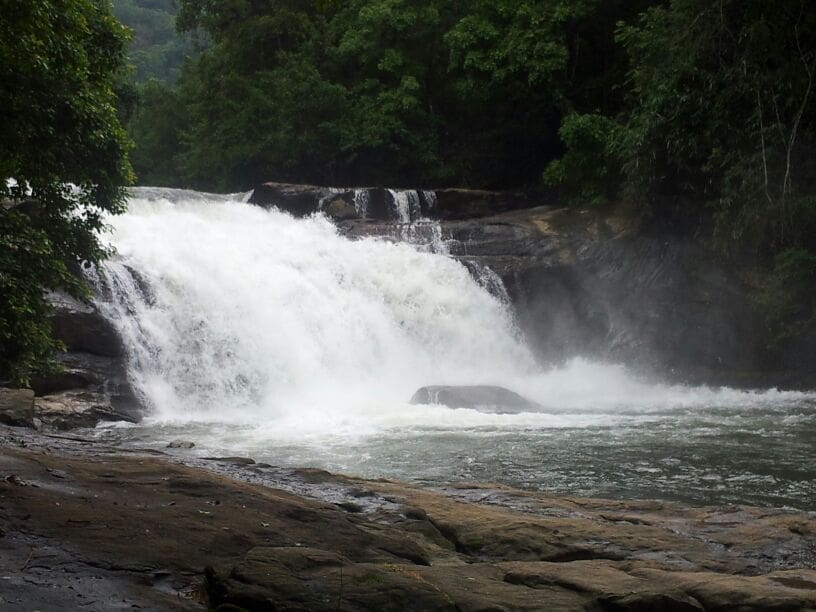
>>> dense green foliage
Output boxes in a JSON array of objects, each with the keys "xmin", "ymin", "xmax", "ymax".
[
  {"xmin": 0, "ymin": 1, "xmax": 132, "ymax": 385},
  {"xmin": 112, "ymin": 0, "xmax": 194, "ymax": 84},
  {"xmin": 131, "ymin": 0, "xmax": 652, "ymax": 191},
  {"xmin": 757, "ymin": 247, "xmax": 816, "ymax": 349},
  {"xmin": 127, "ymin": 0, "xmax": 816, "ymax": 345},
  {"xmin": 593, "ymin": 0, "xmax": 816, "ymax": 341},
  {"xmin": 567, "ymin": 0, "xmax": 816, "ymax": 251}
]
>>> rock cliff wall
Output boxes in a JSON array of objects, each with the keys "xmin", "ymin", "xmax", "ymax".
[{"xmin": 253, "ymin": 182, "xmax": 814, "ymax": 388}]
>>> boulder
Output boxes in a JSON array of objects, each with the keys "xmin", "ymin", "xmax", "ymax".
[
  {"xmin": 29, "ymin": 352, "xmax": 139, "ymax": 419},
  {"xmin": 410, "ymin": 385, "xmax": 540, "ymax": 414},
  {"xmin": 0, "ymin": 388, "xmax": 36, "ymax": 427},
  {"xmin": 321, "ymin": 197, "xmax": 359, "ymax": 221},
  {"xmin": 34, "ymin": 390, "xmax": 138, "ymax": 430},
  {"xmin": 48, "ymin": 291, "xmax": 123, "ymax": 357},
  {"xmin": 249, "ymin": 182, "xmax": 329, "ymax": 217}
]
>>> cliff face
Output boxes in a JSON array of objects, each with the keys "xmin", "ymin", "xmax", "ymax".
[
  {"xmin": 251, "ymin": 182, "xmax": 814, "ymax": 388},
  {"xmin": 428, "ymin": 207, "xmax": 772, "ymax": 387}
]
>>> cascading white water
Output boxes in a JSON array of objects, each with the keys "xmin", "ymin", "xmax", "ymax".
[
  {"xmin": 95, "ymin": 188, "xmax": 538, "ymax": 430},
  {"xmin": 352, "ymin": 189, "xmax": 369, "ymax": 218},
  {"xmin": 95, "ymin": 188, "xmax": 810, "ymax": 427},
  {"xmin": 90, "ymin": 188, "xmax": 816, "ymax": 508}
]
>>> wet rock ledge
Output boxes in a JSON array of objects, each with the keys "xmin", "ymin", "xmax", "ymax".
[
  {"xmin": 0, "ymin": 291, "xmax": 141, "ymax": 430},
  {"xmin": 247, "ymin": 181, "xmax": 816, "ymax": 388},
  {"xmin": 1, "ymin": 426, "xmax": 815, "ymax": 611}
]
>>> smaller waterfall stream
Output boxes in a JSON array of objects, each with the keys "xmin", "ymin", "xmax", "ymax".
[{"xmin": 387, "ymin": 189, "xmax": 422, "ymax": 223}]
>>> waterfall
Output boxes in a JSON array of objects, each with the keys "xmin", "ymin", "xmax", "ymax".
[
  {"xmin": 92, "ymin": 187, "xmax": 813, "ymax": 435},
  {"xmin": 387, "ymin": 189, "xmax": 422, "ymax": 223},
  {"xmin": 352, "ymin": 189, "xmax": 369, "ymax": 218},
  {"xmin": 85, "ymin": 188, "xmax": 816, "ymax": 509},
  {"xmin": 93, "ymin": 188, "xmax": 535, "ymax": 423}
]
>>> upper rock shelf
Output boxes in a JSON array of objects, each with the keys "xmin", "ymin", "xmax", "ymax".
[{"xmin": 248, "ymin": 181, "xmax": 532, "ymax": 222}]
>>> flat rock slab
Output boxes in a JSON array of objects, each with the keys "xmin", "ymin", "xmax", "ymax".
[
  {"xmin": 1, "ymin": 426, "xmax": 814, "ymax": 610},
  {"xmin": 35, "ymin": 389, "xmax": 137, "ymax": 429},
  {"xmin": 411, "ymin": 385, "xmax": 541, "ymax": 413},
  {"xmin": 0, "ymin": 388, "xmax": 137, "ymax": 431}
]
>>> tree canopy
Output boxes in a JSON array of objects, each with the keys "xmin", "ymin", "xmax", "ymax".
[
  {"xmin": 112, "ymin": 0, "xmax": 195, "ymax": 84},
  {"xmin": 0, "ymin": 0, "xmax": 132, "ymax": 385},
  {"xmin": 125, "ymin": 0, "xmax": 814, "ymax": 346},
  {"xmin": 130, "ymin": 0, "xmax": 653, "ymax": 191}
]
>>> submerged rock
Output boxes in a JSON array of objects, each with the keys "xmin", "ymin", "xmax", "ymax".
[
  {"xmin": 410, "ymin": 385, "xmax": 540, "ymax": 413},
  {"xmin": 167, "ymin": 440, "xmax": 196, "ymax": 449}
]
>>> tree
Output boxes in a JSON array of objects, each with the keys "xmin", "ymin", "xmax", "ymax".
[
  {"xmin": 0, "ymin": 0, "xmax": 132, "ymax": 385},
  {"xmin": 132, "ymin": 0, "xmax": 650, "ymax": 190},
  {"xmin": 622, "ymin": 0, "xmax": 816, "ymax": 245},
  {"xmin": 111, "ymin": 0, "xmax": 196, "ymax": 85}
]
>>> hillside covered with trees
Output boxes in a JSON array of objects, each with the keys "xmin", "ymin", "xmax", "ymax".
[
  {"xmin": 112, "ymin": 0, "xmax": 194, "ymax": 84},
  {"xmin": 129, "ymin": 1, "xmax": 816, "ymax": 241},
  {"xmin": 124, "ymin": 1, "xmax": 814, "ymax": 343}
]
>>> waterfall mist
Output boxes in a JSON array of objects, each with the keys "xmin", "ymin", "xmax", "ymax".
[{"xmin": 93, "ymin": 189, "xmax": 808, "ymax": 427}]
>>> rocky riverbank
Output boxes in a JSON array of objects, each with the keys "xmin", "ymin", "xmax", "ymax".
[{"xmin": 1, "ymin": 423, "xmax": 815, "ymax": 611}]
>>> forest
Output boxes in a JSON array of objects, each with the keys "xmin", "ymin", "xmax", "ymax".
[
  {"xmin": 122, "ymin": 0, "xmax": 815, "ymax": 350},
  {"xmin": 123, "ymin": 2, "xmax": 816, "ymax": 239},
  {"xmin": 111, "ymin": 0, "xmax": 193, "ymax": 84},
  {"xmin": 1, "ymin": 0, "xmax": 815, "ymax": 383}
]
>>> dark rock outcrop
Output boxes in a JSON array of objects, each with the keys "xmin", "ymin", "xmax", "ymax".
[
  {"xmin": 249, "ymin": 182, "xmax": 338, "ymax": 217},
  {"xmin": 338, "ymin": 203, "xmax": 814, "ymax": 388},
  {"xmin": 249, "ymin": 182, "xmax": 435, "ymax": 222},
  {"xmin": 48, "ymin": 292, "xmax": 123, "ymax": 357},
  {"xmin": 449, "ymin": 207, "xmax": 785, "ymax": 386},
  {"xmin": 13, "ymin": 291, "xmax": 143, "ymax": 426},
  {"xmin": 249, "ymin": 182, "xmax": 536, "ymax": 224},
  {"xmin": 411, "ymin": 385, "xmax": 540, "ymax": 413},
  {"xmin": 0, "ymin": 388, "xmax": 36, "ymax": 427}
]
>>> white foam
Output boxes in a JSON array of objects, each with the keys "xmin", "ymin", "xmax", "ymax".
[{"xmin": 94, "ymin": 188, "xmax": 814, "ymax": 442}]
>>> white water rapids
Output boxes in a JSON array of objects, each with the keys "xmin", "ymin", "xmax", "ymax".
[{"xmin": 90, "ymin": 188, "xmax": 816, "ymax": 508}]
